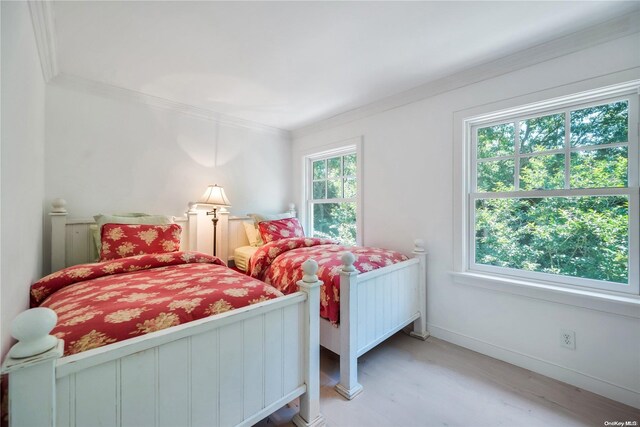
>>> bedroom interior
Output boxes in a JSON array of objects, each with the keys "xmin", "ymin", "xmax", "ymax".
[{"xmin": 2, "ymin": 1, "xmax": 639, "ymax": 426}]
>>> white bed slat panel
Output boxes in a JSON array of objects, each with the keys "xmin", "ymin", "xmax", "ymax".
[
  {"xmin": 219, "ymin": 322, "xmax": 244, "ymax": 426},
  {"xmin": 282, "ymin": 304, "xmax": 302, "ymax": 392},
  {"xmin": 357, "ymin": 281, "xmax": 366, "ymax": 356},
  {"xmin": 356, "ymin": 264, "xmax": 420, "ymax": 352},
  {"xmin": 55, "ymin": 375, "xmax": 70, "ymax": 426},
  {"xmin": 74, "ymin": 361, "xmax": 117, "ymax": 426},
  {"xmin": 65, "ymin": 223, "xmax": 95, "ymax": 267},
  {"xmin": 367, "ymin": 277, "xmax": 376, "ymax": 342},
  {"xmin": 158, "ymin": 338, "xmax": 190, "ymax": 427},
  {"xmin": 392, "ymin": 270, "xmax": 400, "ymax": 326},
  {"xmin": 264, "ymin": 310, "xmax": 284, "ymax": 406},
  {"xmin": 121, "ymin": 348, "xmax": 156, "ymax": 427},
  {"xmin": 191, "ymin": 329, "xmax": 220, "ymax": 427},
  {"xmin": 366, "ymin": 277, "xmax": 375, "ymax": 345},
  {"xmin": 243, "ymin": 315, "xmax": 265, "ymax": 418},
  {"xmin": 375, "ymin": 276, "xmax": 384, "ymax": 339},
  {"xmin": 384, "ymin": 272, "xmax": 393, "ymax": 332},
  {"xmin": 398, "ymin": 270, "xmax": 407, "ymax": 332}
]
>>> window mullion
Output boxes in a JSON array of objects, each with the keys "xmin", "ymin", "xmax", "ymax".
[
  {"xmin": 469, "ymin": 194, "xmax": 476, "ymax": 271},
  {"xmin": 471, "ymin": 128, "xmax": 478, "ymax": 193},
  {"xmin": 514, "ymin": 120, "xmax": 520, "ymax": 190},
  {"xmin": 564, "ymin": 109, "xmax": 571, "ymax": 189},
  {"xmin": 472, "ymin": 187, "xmax": 631, "ymax": 199}
]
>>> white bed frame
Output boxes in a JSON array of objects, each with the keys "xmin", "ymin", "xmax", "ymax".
[
  {"xmin": 221, "ymin": 210, "xmax": 429, "ymax": 400},
  {"xmin": 1, "ymin": 200, "xmax": 325, "ymax": 427}
]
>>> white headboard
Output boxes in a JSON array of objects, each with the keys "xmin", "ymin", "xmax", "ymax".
[
  {"xmin": 221, "ymin": 216, "xmax": 252, "ymax": 264},
  {"xmin": 218, "ymin": 205, "xmax": 297, "ymax": 265},
  {"xmin": 49, "ymin": 199, "xmax": 199, "ymax": 272},
  {"xmin": 48, "ymin": 199, "xmax": 300, "ymax": 272}
]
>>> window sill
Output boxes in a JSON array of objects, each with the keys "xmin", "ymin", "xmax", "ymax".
[{"xmin": 450, "ymin": 271, "xmax": 640, "ymax": 319}]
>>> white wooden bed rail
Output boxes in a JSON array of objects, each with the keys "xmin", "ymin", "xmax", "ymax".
[{"xmin": 2, "ymin": 261, "xmax": 325, "ymax": 427}]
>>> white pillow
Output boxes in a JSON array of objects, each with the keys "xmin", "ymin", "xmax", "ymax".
[
  {"xmin": 247, "ymin": 212, "xmax": 295, "ymax": 245},
  {"xmin": 242, "ymin": 221, "xmax": 260, "ymax": 247}
]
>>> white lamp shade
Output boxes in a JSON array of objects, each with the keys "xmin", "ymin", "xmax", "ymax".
[{"xmin": 199, "ymin": 184, "xmax": 231, "ymax": 207}]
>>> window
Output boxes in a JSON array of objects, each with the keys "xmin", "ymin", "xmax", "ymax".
[
  {"xmin": 467, "ymin": 90, "xmax": 638, "ymax": 294},
  {"xmin": 305, "ymin": 144, "xmax": 360, "ymax": 245}
]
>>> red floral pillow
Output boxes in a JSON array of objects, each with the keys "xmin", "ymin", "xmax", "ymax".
[
  {"xmin": 258, "ymin": 218, "xmax": 305, "ymax": 243},
  {"xmin": 100, "ymin": 223, "xmax": 182, "ymax": 261}
]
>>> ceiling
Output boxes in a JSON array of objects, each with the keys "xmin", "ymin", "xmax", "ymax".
[{"xmin": 51, "ymin": 1, "xmax": 639, "ymax": 131}]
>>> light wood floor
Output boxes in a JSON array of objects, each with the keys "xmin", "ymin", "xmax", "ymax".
[{"xmin": 260, "ymin": 332, "xmax": 640, "ymax": 427}]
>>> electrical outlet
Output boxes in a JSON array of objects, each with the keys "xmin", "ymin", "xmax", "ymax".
[{"xmin": 560, "ymin": 329, "xmax": 576, "ymax": 349}]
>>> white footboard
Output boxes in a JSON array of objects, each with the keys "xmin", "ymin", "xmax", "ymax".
[
  {"xmin": 3, "ymin": 263, "xmax": 325, "ymax": 427},
  {"xmin": 332, "ymin": 240, "xmax": 429, "ymax": 400}
]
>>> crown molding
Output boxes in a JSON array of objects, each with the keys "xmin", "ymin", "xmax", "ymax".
[
  {"xmin": 292, "ymin": 10, "xmax": 640, "ymax": 139},
  {"xmin": 51, "ymin": 73, "xmax": 291, "ymax": 137},
  {"xmin": 28, "ymin": 0, "xmax": 58, "ymax": 83}
]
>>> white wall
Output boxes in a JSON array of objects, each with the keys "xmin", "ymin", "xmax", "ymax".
[
  {"xmin": 292, "ymin": 34, "xmax": 640, "ymax": 407},
  {"xmin": 44, "ymin": 82, "xmax": 292, "ymax": 266},
  {"xmin": 1, "ymin": 2, "xmax": 47, "ymax": 359}
]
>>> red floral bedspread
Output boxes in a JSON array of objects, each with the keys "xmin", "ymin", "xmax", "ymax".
[
  {"xmin": 32, "ymin": 251, "xmax": 283, "ymax": 355},
  {"xmin": 248, "ymin": 238, "xmax": 408, "ymax": 323}
]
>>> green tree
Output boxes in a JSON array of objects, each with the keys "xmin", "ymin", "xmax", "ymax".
[
  {"xmin": 312, "ymin": 202, "xmax": 356, "ymax": 246},
  {"xmin": 474, "ymin": 100, "xmax": 630, "ymax": 284}
]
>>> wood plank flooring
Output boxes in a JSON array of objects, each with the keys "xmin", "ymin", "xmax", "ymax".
[{"xmin": 259, "ymin": 332, "xmax": 640, "ymax": 427}]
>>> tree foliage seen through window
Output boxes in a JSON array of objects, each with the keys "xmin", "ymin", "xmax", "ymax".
[
  {"xmin": 474, "ymin": 100, "xmax": 630, "ymax": 284},
  {"xmin": 310, "ymin": 153, "xmax": 357, "ymax": 245}
]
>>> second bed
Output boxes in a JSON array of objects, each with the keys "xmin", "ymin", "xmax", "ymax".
[{"xmin": 224, "ymin": 213, "xmax": 429, "ymax": 400}]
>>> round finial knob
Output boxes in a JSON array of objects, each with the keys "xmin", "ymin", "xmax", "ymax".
[
  {"xmin": 302, "ymin": 259, "xmax": 318, "ymax": 283},
  {"xmin": 414, "ymin": 239, "xmax": 426, "ymax": 252},
  {"xmin": 288, "ymin": 203, "xmax": 296, "ymax": 211},
  {"xmin": 341, "ymin": 252, "xmax": 356, "ymax": 272},
  {"xmin": 9, "ymin": 308, "xmax": 59, "ymax": 358},
  {"xmin": 51, "ymin": 198, "xmax": 67, "ymax": 213}
]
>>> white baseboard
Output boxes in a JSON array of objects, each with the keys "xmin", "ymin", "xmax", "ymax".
[{"xmin": 428, "ymin": 324, "xmax": 640, "ymax": 409}]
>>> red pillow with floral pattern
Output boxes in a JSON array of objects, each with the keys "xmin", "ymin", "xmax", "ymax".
[
  {"xmin": 100, "ymin": 223, "xmax": 182, "ymax": 261},
  {"xmin": 258, "ymin": 218, "xmax": 305, "ymax": 243}
]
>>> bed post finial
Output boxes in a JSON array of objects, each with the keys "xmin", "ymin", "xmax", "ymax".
[
  {"xmin": 301, "ymin": 259, "xmax": 318, "ymax": 283},
  {"xmin": 288, "ymin": 203, "xmax": 296, "ymax": 217},
  {"xmin": 414, "ymin": 239, "xmax": 425, "ymax": 253},
  {"xmin": 8, "ymin": 308, "xmax": 59, "ymax": 358},
  {"xmin": 295, "ymin": 260, "xmax": 325, "ymax": 427},
  {"xmin": 51, "ymin": 198, "xmax": 67, "ymax": 213},
  {"xmin": 187, "ymin": 201, "xmax": 198, "ymax": 214},
  {"xmin": 341, "ymin": 252, "xmax": 356, "ymax": 272},
  {"xmin": 1, "ymin": 308, "xmax": 63, "ymax": 427}
]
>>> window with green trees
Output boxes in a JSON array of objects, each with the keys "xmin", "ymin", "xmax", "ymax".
[
  {"xmin": 307, "ymin": 151, "xmax": 358, "ymax": 245},
  {"xmin": 469, "ymin": 94, "xmax": 638, "ymax": 294}
]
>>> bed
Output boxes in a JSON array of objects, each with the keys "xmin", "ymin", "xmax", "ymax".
[
  {"xmin": 219, "ymin": 209, "xmax": 429, "ymax": 400},
  {"xmin": 1, "ymin": 200, "xmax": 325, "ymax": 427}
]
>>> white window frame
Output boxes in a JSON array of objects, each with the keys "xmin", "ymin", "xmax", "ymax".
[
  {"xmin": 460, "ymin": 83, "xmax": 639, "ymax": 296},
  {"xmin": 302, "ymin": 137, "xmax": 363, "ymax": 245}
]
